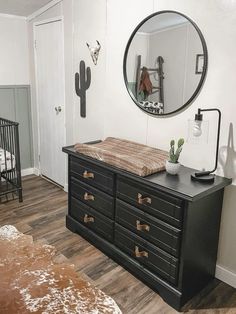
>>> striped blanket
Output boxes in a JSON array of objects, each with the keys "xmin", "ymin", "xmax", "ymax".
[{"xmin": 74, "ymin": 137, "xmax": 168, "ymax": 177}]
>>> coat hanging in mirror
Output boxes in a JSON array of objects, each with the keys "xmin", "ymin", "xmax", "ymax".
[
  {"xmin": 123, "ymin": 10, "xmax": 208, "ymax": 116},
  {"xmin": 75, "ymin": 60, "xmax": 91, "ymax": 118}
]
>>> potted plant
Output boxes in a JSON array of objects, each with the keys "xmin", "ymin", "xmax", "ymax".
[{"xmin": 166, "ymin": 138, "xmax": 185, "ymax": 175}]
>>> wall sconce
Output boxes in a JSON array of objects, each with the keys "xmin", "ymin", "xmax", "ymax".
[{"xmin": 190, "ymin": 108, "xmax": 221, "ymax": 183}]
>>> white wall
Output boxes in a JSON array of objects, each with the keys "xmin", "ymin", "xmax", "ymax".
[
  {"xmin": 62, "ymin": 0, "xmax": 74, "ymax": 148},
  {"xmin": 72, "ymin": 0, "xmax": 106, "ymax": 144},
  {"xmin": 28, "ymin": 0, "xmax": 236, "ymax": 287},
  {"xmin": 127, "ymin": 22, "xmax": 203, "ymax": 112},
  {"xmin": 149, "ymin": 25, "xmax": 188, "ymax": 111},
  {"xmin": 126, "ymin": 33, "xmax": 149, "ymax": 101},
  {"xmin": 127, "ymin": 33, "xmax": 149, "ymax": 82},
  {"xmin": 104, "ymin": 0, "xmax": 236, "ymax": 287},
  {"xmin": 148, "ymin": 23, "xmax": 203, "ymax": 111},
  {"xmin": 0, "ymin": 15, "xmax": 29, "ymax": 85},
  {"xmin": 29, "ymin": 0, "xmax": 106, "ymax": 170},
  {"xmin": 184, "ymin": 24, "xmax": 204, "ymax": 103},
  {"xmin": 28, "ymin": 1, "xmax": 74, "ymax": 170},
  {"xmin": 105, "ymin": 0, "xmax": 152, "ymax": 144}
]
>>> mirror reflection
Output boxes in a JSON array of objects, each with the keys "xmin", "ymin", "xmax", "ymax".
[{"xmin": 125, "ymin": 12, "xmax": 207, "ymax": 115}]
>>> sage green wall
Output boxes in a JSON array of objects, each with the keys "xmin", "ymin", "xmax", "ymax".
[{"xmin": 0, "ymin": 85, "xmax": 33, "ymax": 170}]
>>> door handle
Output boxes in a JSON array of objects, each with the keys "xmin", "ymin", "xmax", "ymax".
[
  {"xmin": 84, "ymin": 192, "xmax": 95, "ymax": 201},
  {"xmin": 136, "ymin": 220, "xmax": 150, "ymax": 232},
  {"xmin": 83, "ymin": 170, "xmax": 94, "ymax": 179},
  {"xmin": 84, "ymin": 214, "xmax": 95, "ymax": 223},
  {"xmin": 134, "ymin": 246, "xmax": 148, "ymax": 258},
  {"xmin": 137, "ymin": 193, "xmax": 152, "ymax": 205}
]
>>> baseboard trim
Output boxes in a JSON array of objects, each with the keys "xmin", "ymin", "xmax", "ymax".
[
  {"xmin": 215, "ymin": 264, "xmax": 236, "ymax": 288},
  {"xmin": 21, "ymin": 168, "xmax": 34, "ymax": 176},
  {"xmin": 64, "ymin": 183, "xmax": 68, "ymax": 193},
  {"xmin": 33, "ymin": 168, "xmax": 40, "ymax": 176}
]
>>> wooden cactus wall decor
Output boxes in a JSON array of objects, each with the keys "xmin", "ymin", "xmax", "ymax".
[{"xmin": 75, "ymin": 60, "xmax": 91, "ymax": 118}]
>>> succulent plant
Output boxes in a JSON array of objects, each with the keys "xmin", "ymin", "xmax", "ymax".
[{"xmin": 169, "ymin": 138, "xmax": 185, "ymax": 163}]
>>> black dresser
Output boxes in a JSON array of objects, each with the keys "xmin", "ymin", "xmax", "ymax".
[{"xmin": 63, "ymin": 145, "xmax": 231, "ymax": 310}]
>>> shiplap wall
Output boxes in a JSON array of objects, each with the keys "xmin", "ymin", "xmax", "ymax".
[
  {"xmin": 27, "ymin": 0, "xmax": 236, "ymax": 287},
  {"xmin": 104, "ymin": 0, "xmax": 236, "ymax": 286},
  {"xmin": 0, "ymin": 86, "xmax": 33, "ymax": 169},
  {"xmin": 0, "ymin": 15, "xmax": 32, "ymax": 170}
]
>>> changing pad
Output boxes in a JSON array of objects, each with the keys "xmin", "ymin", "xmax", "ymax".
[{"xmin": 74, "ymin": 137, "xmax": 168, "ymax": 177}]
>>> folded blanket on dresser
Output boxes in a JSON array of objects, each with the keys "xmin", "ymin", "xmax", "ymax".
[{"xmin": 74, "ymin": 137, "xmax": 168, "ymax": 177}]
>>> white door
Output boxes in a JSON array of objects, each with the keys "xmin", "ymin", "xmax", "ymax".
[{"xmin": 35, "ymin": 19, "xmax": 65, "ymax": 187}]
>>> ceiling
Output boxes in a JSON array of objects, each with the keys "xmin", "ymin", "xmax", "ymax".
[
  {"xmin": 0, "ymin": 0, "xmax": 53, "ymax": 17},
  {"xmin": 139, "ymin": 13, "xmax": 188, "ymax": 34}
]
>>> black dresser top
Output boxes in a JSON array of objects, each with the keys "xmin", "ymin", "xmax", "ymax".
[{"xmin": 63, "ymin": 146, "xmax": 232, "ymax": 202}]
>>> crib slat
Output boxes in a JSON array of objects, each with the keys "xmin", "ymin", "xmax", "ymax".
[{"xmin": 0, "ymin": 117, "xmax": 22, "ymax": 203}]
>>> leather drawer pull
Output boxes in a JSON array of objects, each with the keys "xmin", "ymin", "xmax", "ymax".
[
  {"xmin": 134, "ymin": 246, "xmax": 148, "ymax": 258},
  {"xmin": 137, "ymin": 193, "xmax": 152, "ymax": 205},
  {"xmin": 136, "ymin": 220, "xmax": 150, "ymax": 232},
  {"xmin": 83, "ymin": 170, "xmax": 94, "ymax": 179},
  {"xmin": 83, "ymin": 214, "xmax": 95, "ymax": 223},
  {"xmin": 84, "ymin": 192, "xmax": 95, "ymax": 201}
]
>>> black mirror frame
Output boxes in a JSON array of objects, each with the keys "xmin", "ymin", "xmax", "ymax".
[{"xmin": 123, "ymin": 10, "xmax": 208, "ymax": 117}]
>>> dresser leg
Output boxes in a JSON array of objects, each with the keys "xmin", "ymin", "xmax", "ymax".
[{"xmin": 66, "ymin": 215, "xmax": 78, "ymax": 233}]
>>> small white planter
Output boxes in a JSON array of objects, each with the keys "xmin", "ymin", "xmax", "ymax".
[{"xmin": 165, "ymin": 160, "xmax": 181, "ymax": 175}]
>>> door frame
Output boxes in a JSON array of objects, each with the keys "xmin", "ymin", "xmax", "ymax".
[{"xmin": 33, "ymin": 16, "xmax": 67, "ymax": 188}]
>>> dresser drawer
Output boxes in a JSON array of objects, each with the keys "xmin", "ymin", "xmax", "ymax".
[
  {"xmin": 70, "ymin": 197, "xmax": 114, "ymax": 242},
  {"xmin": 71, "ymin": 177, "xmax": 114, "ymax": 219},
  {"xmin": 115, "ymin": 224, "xmax": 179, "ymax": 285},
  {"xmin": 70, "ymin": 156, "xmax": 114, "ymax": 195},
  {"xmin": 117, "ymin": 176, "xmax": 183, "ymax": 227},
  {"xmin": 116, "ymin": 199, "xmax": 181, "ymax": 257}
]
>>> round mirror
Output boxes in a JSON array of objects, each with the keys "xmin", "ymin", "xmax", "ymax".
[{"xmin": 123, "ymin": 11, "xmax": 208, "ymax": 116}]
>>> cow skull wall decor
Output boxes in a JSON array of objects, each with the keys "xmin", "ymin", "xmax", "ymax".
[{"xmin": 86, "ymin": 40, "xmax": 101, "ymax": 65}]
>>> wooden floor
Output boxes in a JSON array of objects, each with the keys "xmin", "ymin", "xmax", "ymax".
[{"xmin": 0, "ymin": 175, "xmax": 236, "ymax": 314}]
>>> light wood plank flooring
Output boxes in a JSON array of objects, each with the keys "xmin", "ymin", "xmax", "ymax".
[{"xmin": 0, "ymin": 175, "xmax": 236, "ymax": 314}]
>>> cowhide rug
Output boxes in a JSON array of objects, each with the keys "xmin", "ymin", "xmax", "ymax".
[{"xmin": 0, "ymin": 225, "xmax": 122, "ymax": 314}]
